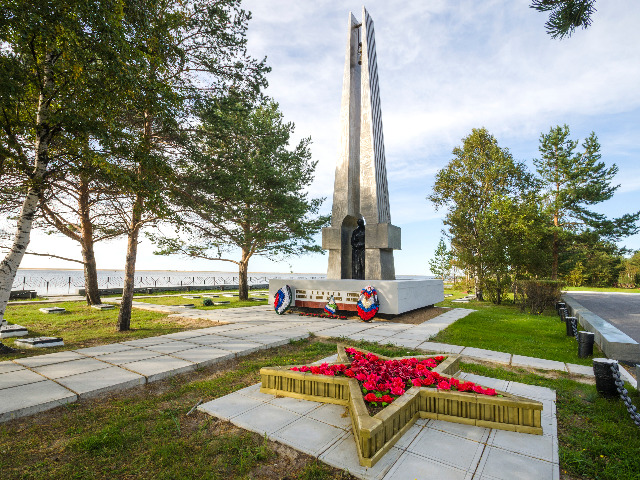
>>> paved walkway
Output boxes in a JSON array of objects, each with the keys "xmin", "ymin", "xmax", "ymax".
[
  {"xmin": 1, "ymin": 305, "xmax": 597, "ymax": 424},
  {"xmin": 0, "ymin": 303, "xmax": 602, "ymax": 478}
]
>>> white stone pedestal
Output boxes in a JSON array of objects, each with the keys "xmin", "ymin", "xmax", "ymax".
[{"xmin": 268, "ymin": 278, "xmax": 444, "ymax": 316}]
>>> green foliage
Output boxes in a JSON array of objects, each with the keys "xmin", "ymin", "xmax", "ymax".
[
  {"xmin": 428, "ymin": 238, "xmax": 453, "ymax": 279},
  {"xmin": 530, "ymin": 0, "xmax": 597, "ymax": 39},
  {"xmin": 434, "ymin": 293, "xmax": 593, "ymax": 364},
  {"xmin": 534, "ymin": 124, "xmax": 639, "ymax": 280},
  {"xmin": 428, "ymin": 128, "xmax": 547, "ymax": 304},
  {"xmin": 202, "ymin": 298, "xmax": 214, "ymax": 307},
  {"xmin": 516, "ymin": 279, "xmax": 563, "ymax": 314},
  {"xmin": 565, "ymin": 262, "xmax": 585, "ymax": 287},
  {"xmin": 151, "ymin": 92, "xmax": 329, "ymax": 298}
]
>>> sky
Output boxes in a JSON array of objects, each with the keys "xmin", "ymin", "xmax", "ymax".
[{"xmin": 15, "ymin": 0, "xmax": 640, "ymax": 275}]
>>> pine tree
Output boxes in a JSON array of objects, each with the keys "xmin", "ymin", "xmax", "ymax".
[
  {"xmin": 428, "ymin": 238, "xmax": 453, "ymax": 280},
  {"xmin": 534, "ymin": 124, "xmax": 639, "ymax": 280}
]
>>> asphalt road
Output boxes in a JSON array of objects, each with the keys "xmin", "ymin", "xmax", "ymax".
[{"xmin": 566, "ymin": 292, "xmax": 640, "ymax": 343}]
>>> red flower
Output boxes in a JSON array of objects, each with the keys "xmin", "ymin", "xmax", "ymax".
[
  {"xmin": 411, "ymin": 378, "xmax": 422, "ymax": 387},
  {"xmin": 437, "ymin": 380, "xmax": 451, "ymax": 390},
  {"xmin": 484, "ymin": 388, "xmax": 497, "ymax": 396},
  {"xmin": 390, "ymin": 386, "xmax": 405, "ymax": 396},
  {"xmin": 364, "ymin": 393, "xmax": 378, "ymax": 402},
  {"xmin": 381, "ymin": 395, "xmax": 393, "ymax": 403},
  {"xmin": 472, "ymin": 385, "xmax": 484, "ymax": 394}
]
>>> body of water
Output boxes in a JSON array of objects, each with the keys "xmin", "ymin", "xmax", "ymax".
[{"xmin": 13, "ymin": 269, "xmax": 327, "ymax": 295}]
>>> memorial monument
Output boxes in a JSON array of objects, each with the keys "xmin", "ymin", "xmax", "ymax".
[{"xmin": 269, "ymin": 7, "xmax": 443, "ymax": 315}]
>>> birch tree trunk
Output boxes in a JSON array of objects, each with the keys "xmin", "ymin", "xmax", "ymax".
[{"xmin": 0, "ymin": 52, "xmax": 56, "ymax": 335}]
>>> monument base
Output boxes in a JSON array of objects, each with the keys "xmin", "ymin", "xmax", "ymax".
[{"xmin": 268, "ymin": 278, "xmax": 444, "ymax": 316}]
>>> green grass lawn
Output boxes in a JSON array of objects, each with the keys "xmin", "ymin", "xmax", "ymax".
[
  {"xmin": 135, "ymin": 293, "xmax": 268, "ymax": 309},
  {"xmin": 1, "ymin": 301, "xmax": 223, "ymax": 362},
  {"xmin": 434, "ymin": 291, "xmax": 600, "ymax": 366},
  {"xmin": 563, "ymin": 286, "xmax": 640, "ymax": 293},
  {"xmin": 1, "ymin": 339, "xmax": 638, "ymax": 480}
]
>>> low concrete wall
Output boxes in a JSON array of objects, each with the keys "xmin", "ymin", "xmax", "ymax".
[
  {"xmin": 563, "ymin": 294, "xmax": 640, "ymax": 363},
  {"xmin": 269, "ymin": 278, "xmax": 444, "ymax": 315}
]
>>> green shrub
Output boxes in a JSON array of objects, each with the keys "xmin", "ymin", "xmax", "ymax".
[
  {"xmin": 202, "ymin": 298, "xmax": 214, "ymax": 307},
  {"xmin": 517, "ymin": 279, "xmax": 563, "ymax": 314}
]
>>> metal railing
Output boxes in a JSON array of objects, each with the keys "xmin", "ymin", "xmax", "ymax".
[{"xmin": 12, "ymin": 274, "xmax": 278, "ymax": 294}]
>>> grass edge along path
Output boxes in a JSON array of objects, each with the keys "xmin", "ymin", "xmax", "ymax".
[{"xmin": 435, "ymin": 294, "xmax": 597, "ymax": 366}]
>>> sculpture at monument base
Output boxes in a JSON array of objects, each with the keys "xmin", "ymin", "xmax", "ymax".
[{"xmin": 351, "ymin": 219, "xmax": 365, "ymax": 279}]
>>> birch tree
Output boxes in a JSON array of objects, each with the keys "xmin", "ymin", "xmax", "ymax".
[{"xmin": 0, "ymin": 0, "xmax": 130, "ymax": 347}]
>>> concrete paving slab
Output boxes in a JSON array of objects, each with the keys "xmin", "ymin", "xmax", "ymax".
[
  {"xmin": 235, "ymin": 383, "xmax": 278, "ymax": 402},
  {"xmin": 182, "ymin": 335, "xmax": 232, "ymax": 346},
  {"xmin": 461, "ymin": 347, "xmax": 511, "ymax": 365},
  {"xmin": 489, "ymin": 429, "xmax": 558, "ymax": 463},
  {"xmin": 0, "ymin": 368, "xmax": 47, "ymax": 389},
  {"xmin": 392, "ymin": 422, "xmax": 423, "ymax": 450},
  {"xmin": 122, "ymin": 355, "xmax": 195, "ymax": 382},
  {"xmin": 417, "ymin": 342, "xmax": 465, "ymax": 354},
  {"xmin": 506, "ymin": 382, "xmax": 557, "ymax": 402},
  {"xmin": 382, "ymin": 451, "xmax": 470, "ymax": 480},
  {"xmin": 565, "ymin": 363, "xmax": 595, "ymax": 376},
  {"xmin": 119, "ymin": 337, "xmax": 175, "ymax": 347},
  {"xmin": 14, "ymin": 351, "xmax": 86, "ymax": 368},
  {"xmin": 268, "ymin": 395, "xmax": 322, "ymax": 415},
  {"xmin": 511, "ymin": 355, "xmax": 567, "ymax": 372},
  {"xmin": 160, "ymin": 330, "xmax": 212, "ymax": 340},
  {"xmin": 406, "ymin": 427, "xmax": 485, "ymax": 472},
  {"xmin": 272, "ymin": 416, "xmax": 348, "ymax": 457},
  {"xmin": 319, "ymin": 434, "xmax": 403, "ymax": 480},
  {"xmin": 474, "ymin": 446, "xmax": 559, "ymax": 480},
  {"xmin": 97, "ymin": 349, "xmax": 162, "ymax": 365},
  {"xmin": 76, "ymin": 343, "xmax": 134, "ymax": 356},
  {"xmin": 198, "ymin": 392, "xmax": 266, "ymax": 419},
  {"xmin": 0, "ymin": 380, "xmax": 77, "ymax": 423},
  {"xmin": 141, "ymin": 340, "xmax": 201, "ymax": 354},
  {"xmin": 427, "ymin": 418, "xmax": 491, "ymax": 444},
  {"xmin": 306, "ymin": 403, "xmax": 352, "ymax": 431},
  {"xmin": 232, "ymin": 403, "xmax": 303, "ymax": 436},
  {"xmin": 170, "ymin": 346, "xmax": 234, "ymax": 367},
  {"xmin": 0, "ymin": 361, "xmax": 25, "ymax": 374},
  {"xmin": 31, "ymin": 357, "xmax": 111, "ymax": 379},
  {"xmin": 382, "ymin": 337, "xmax": 425, "ymax": 349},
  {"xmin": 214, "ymin": 341, "xmax": 264, "ymax": 354},
  {"xmin": 55, "ymin": 366, "xmax": 146, "ymax": 399}
]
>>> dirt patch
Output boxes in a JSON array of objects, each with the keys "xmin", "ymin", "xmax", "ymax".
[
  {"xmin": 290, "ymin": 305, "xmax": 450, "ymax": 325},
  {"xmin": 376, "ymin": 306, "xmax": 451, "ymax": 324},
  {"xmin": 163, "ymin": 316, "xmax": 228, "ymax": 329}
]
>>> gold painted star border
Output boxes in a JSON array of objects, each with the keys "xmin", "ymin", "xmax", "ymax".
[{"xmin": 260, "ymin": 344, "xmax": 543, "ymax": 468}]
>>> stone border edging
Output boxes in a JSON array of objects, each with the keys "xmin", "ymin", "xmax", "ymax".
[{"xmin": 563, "ymin": 294, "xmax": 640, "ymax": 364}]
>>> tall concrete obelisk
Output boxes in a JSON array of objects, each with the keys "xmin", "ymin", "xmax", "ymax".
[{"xmin": 322, "ymin": 6, "xmax": 401, "ymax": 280}]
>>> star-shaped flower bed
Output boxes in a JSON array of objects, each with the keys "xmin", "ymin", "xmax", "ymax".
[{"xmin": 260, "ymin": 345, "xmax": 543, "ymax": 467}]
